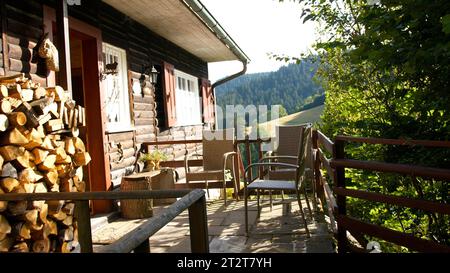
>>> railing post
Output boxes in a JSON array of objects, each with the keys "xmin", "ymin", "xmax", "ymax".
[
  {"xmin": 245, "ymin": 135, "xmax": 253, "ymax": 181},
  {"xmin": 257, "ymin": 139, "xmax": 264, "ymax": 179},
  {"xmin": 234, "ymin": 143, "xmax": 241, "ymax": 200},
  {"xmin": 74, "ymin": 200, "xmax": 93, "ymax": 253},
  {"xmin": 134, "ymin": 239, "xmax": 150, "ymax": 253},
  {"xmin": 334, "ymin": 139, "xmax": 348, "ymax": 253},
  {"xmin": 188, "ymin": 195, "xmax": 209, "ymax": 253}
]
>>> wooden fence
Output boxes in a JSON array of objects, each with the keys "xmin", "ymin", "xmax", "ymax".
[{"xmin": 312, "ymin": 130, "xmax": 450, "ymax": 253}]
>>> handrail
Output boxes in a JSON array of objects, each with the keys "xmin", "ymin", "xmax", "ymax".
[
  {"xmin": 0, "ymin": 189, "xmax": 208, "ymax": 253},
  {"xmin": 97, "ymin": 189, "xmax": 207, "ymax": 253},
  {"xmin": 335, "ymin": 135, "xmax": 450, "ymax": 148}
]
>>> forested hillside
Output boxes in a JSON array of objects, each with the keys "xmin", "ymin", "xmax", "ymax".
[{"xmin": 215, "ymin": 62, "xmax": 323, "ymax": 114}]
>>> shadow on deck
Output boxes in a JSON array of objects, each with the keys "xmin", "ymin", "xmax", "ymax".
[{"xmin": 91, "ymin": 199, "xmax": 335, "ymax": 253}]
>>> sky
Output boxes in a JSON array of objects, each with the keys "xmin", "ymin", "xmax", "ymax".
[{"xmin": 202, "ymin": 0, "xmax": 317, "ymax": 82}]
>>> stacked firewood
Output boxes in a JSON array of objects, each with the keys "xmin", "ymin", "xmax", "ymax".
[{"xmin": 0, "ymin": 73, "xmax": 90, "ymax": 253}]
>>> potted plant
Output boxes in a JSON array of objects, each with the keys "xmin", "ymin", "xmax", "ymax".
[{"xmin": 139, "ymin": 150, "xmax": 168, "ymax": 171}]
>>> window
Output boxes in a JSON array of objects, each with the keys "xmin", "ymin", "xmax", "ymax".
[
  {"xmin": 102, "ymin": 43, "xmax": 132, "ymax": 132},
  {"xmin": 174, "ymin": 70, "xmax": 202, "ymax": 126}
]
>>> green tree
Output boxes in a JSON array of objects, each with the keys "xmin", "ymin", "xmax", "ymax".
[{"xmin": 287, "ymin": 0, "xmax": 450, "ymax": 251}]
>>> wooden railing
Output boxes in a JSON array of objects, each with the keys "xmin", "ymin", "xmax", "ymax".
[
  {"xmin": 143, "ymin": 137, "xmax": 271, "ymax": 184},
  {"xmin": 312, "ymin": 130, "xmax": 450, "ymax": 253},
  {"xmin": 0, "ymin": 189, "xmax": 209, "ymax": 253}
]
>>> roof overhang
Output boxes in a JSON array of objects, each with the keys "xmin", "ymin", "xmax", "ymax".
[{"xmin": 102, "ymin": 0, "xmax": 249, "ymax": 63}]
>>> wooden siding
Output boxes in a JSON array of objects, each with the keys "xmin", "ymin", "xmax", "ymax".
[{"xmin": 1, "ymin": 0, "xmax": 47, "ymax": 85}]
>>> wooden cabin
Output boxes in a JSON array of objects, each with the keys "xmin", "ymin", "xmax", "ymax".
[{"xmin": 0, "ymin": 0, "xmax": 249, "ymax": 213}]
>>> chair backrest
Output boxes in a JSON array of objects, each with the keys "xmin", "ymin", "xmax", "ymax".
[
  {"xmin": 295, "ymin": 126, "xmax": 311, "ymax": 188},
  {"xmin": 202, "ymin": 128, "xmax": 235, "ymax": 171},
  {"xmin": 275, "ymin": 125, "xmax": 306, "ymax": 165}
]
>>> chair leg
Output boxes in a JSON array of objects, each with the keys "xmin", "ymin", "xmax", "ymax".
[
  {"xmin": 223, "ymin": 180, "xmax": 227, "ymax": 206},
  {"xmin": 257, "ymin": 190, "xmax": 260, "ymax": 217},
  {"xmin": 269, "ymin": 191, "xmax": 273, "ymax": 211},
  {"xmin": 296, "ymin": 190, "xmax": 310, "ymax": 238},
  {"xmin": 303, "ymin": 186, "xmax": 313, "ymax": 219},
  {"xmin": 244, "ymin": 188, "xmax": 249, "ymax": 236}
]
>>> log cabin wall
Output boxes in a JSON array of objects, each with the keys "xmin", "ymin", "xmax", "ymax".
[
  {"xmin": 0, "ymin": 0, "xmax": 212, "ymax": 187},
  {"xmin": 0, "ymin": 0, "xmax": 47, "ymax": 86}
]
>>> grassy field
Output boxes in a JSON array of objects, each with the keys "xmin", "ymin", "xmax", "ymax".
[{"xmin": 257, "ymin": 105, "xmax": 324, "ymax": 136}]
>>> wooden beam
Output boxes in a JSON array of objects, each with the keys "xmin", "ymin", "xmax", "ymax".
[
  {"xmin": 55, "ymin": 0, "xmax": 72, "ymax": 95},
  {"xmin": 188, "ymin": 195, "xmax": 209, "ymax": 253},
  {"xmin": 335, "ymin": 135, "xmax": 450, "ymax": 148}
]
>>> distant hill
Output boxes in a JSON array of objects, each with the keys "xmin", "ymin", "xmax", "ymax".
[
  {"xmin": 215, "ymin": 62, "xmax": 323, "ymax": 114},
  {"xmin": 258, "ymin": 105, "xmax": 325, "ymax": 137}
]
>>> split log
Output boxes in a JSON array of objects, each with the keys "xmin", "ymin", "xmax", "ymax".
[
  {"xmin": 15, "ymin": 102, "xmax": 39, "ymax": 128},
  {"xmin": 39, "ymin": 204, "xmax": 48, "ymax": 224},
  {"xmin": 2, "ymin": 163, "xmax": 18, "ymax": 178},
  {"xmin": 73, "ymin": 180, "xmax": 86, "ymax": 192},
  {"xmin": 11, "ymin": 242, "xmax": 29, "ymax": 253},
  {"xmin": 0, "ymin": 85, "xmax": 8, "ymax": 98},
  {"xmin": 7, "ymin": 97, "xmax": 22, "ymax": 110},
  {"xmin": 33, "ymin": 87, "xmax": 46, "ymax": 100},
  {"xmin": 62, "ymin": 216, "xmax": 73, "ymax": 227},
  {"xmin": 44, "ymin": 170, "xmax": 59, "ymax": 186},
  {"xmin": 37, "ymin": 154, "xmax": 56, "ymax": 171},
  {"xmin": 65, "ymin": 137, "xmax": 75, "ymax": 155},
  {"xmin": 0, "ymin": 177, "xmax": 19, "ymax": 192},
  {"xmin": 7, "ymin": 112, "xmax": 26, "ymax": 127},
  {"xmin": 0, "ymin": 145, "xmax": 25, "ymax": 162},
  {"xmin": 0, "ymin": 237, "xmax": 14, "ymax": 252},
  {"xmin": 46, "ymin": 86, "xmax": 66, "ymax": 102},
  {"xmin": 19, "ymin": 210, "xmax": 39, "ymax": 226},
  {"xmin": 19, "ymin": 168, "xmax": 42, "ymax": 184},
  {"xmin": 11, "ymin": 154, "xmax": 30, "ymax": 170},
  {"xmin": 60, "ymin": 178, "xmax": 73, "ymax": 193},
  {"xmin": 0, "ymin": 188, "xmax": 7, "ymax": 212},
  {"xmin": 8, "ymin": 84, "xmax": 22, "ymax": 99},
  {"xmin": 32, "ymin": 183, "xmax": 47, "ymax": 209},
  {"xmin": 32, "ymin": 238, "xmax": 50, "ymax": 253},
  {"xmin": 0, "ymin": 155, "xmax": 3, "ymax": 172},
  {"xmin": 54, "ymin": 146, "xmax": 68, "ymax": 163},
  {"xmin": 12, "ymin": 222, "xmax": 31, "ymax": 240},
  {"xmin": 8, "ymin": 201, "xmax": 28, "ymax": 216},
  {"xmin": 73, "ymin": 152, "xmax": 91, "ymax": 167},
  {"xmin": 47, "ymin": 200, "xmax": 64, "ymax": 215},
  {"xmin": 59, "ymin": 226, "xmax": 74, "ymax": 242},
  {"xmin": 0, "ymin": 100, "xmax": 12, "ymax": 114},
  {"xmin": 21, "ymin": 183, "xmax": 35, "ymax": 194},
  {"xmin": 40, "ymin": 136, "xmax": 54, "ymax": 150},
  {"xmin": 46, "ymin": 220, "xmax": 58, "ymax": 236},
  {"xmin": 0, "ymin": 215, "xmax": 11, "ymax": 234},
  {"xmin": 50, "ymin": 210, "xmax": 67, "ymax": 221},
  {"xmin": 20, "ymin": 89, "xmax": 34, "ymax": 102},
  {"xmin": 0, "ymin": 114, "xmax": 8, "ymax": 132},
  {"xmin": 32, "ymin": 148, "xmax": 49, "ymax": 165},
  {"xmin": 62, "ymin": 203, "xmax": 75, "ymax": 216},
  {"xmin": 45, "ymin": 119, "xmax": 64, "ymax": 132},
  {"xmin": 73, "ymin": 137, "xmax": 86, "ymax": 152},
  {"xmin": 24, "ymin": 129, "xmax": 43, "ymax": 150},
  {"xmin": 0, "ymin": 128, "xmax": 29, "ymax": 145},
  {"xmin": 38, "ymin": 113, "xmax": 52, "ymax": 126},
  {"xmin": 56, "ymin": 164, "xmax": 71, "ymax": 178}
]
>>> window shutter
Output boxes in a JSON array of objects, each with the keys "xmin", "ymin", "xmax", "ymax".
[
  {"xmin": 201, "ymin": 78, "xmax": 215, "ymax": 124},
  {"xmin": 163, "ymin": 62, "xmax": 177, "ymax": 127}
]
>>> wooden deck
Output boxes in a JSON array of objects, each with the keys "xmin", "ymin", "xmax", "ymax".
[{"xmin": 91, "ymin": 198, "xmax": 335, "ymax": 253}]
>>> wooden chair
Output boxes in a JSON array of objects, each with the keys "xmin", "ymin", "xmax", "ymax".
[
  {"xmin": 244, "ymin": 125, "xmax": 312, "ymax": 237},
  {"xmin": 184, "ymin": 129, "xmax": 238, "ymax": 204}
]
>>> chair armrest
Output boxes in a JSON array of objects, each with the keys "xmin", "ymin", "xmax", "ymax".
[
  {"xmin": 222, "ymin": 152, "xmax": 237, "ymax": 171},
  {"xmin": 259, "ymin": 156, "xmax": 298, "ymax": 163},
  {"xmin": 184, "ymin": 153, "xmax": 203, "ymax": 173},
  {"xmin": 244, "ymin": 162, "xmax": 299, "ymax": 182}
]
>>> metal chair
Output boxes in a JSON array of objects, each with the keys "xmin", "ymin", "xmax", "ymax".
[
  {"xmin": 244, "ymin": 125, "xmax": 312, "ymax": 237},
  {"xmin": 184, "ymin": 128, "xmax": 238, "ymax": 205}
]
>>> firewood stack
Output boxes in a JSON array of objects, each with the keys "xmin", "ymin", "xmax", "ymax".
[{"xmin": 0, "ymin": 73, "xmax": 90, "ymax": 253}]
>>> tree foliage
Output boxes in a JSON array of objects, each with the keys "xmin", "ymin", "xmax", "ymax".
[{"xmin": 291, "ymin": 0, "xmax": 450, "ymax": 251}]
